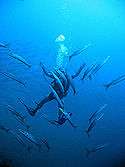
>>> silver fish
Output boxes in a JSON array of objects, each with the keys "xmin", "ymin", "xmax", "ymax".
[
  {"xmin": 85, "ymin": 143, "xmax": 108, "ymax": 157},
  {"xmin": 18, "ymin": 129, "xmax": 50, "ymax": 152},
  {"xmin": 7, "ymin": 105, "xmax": 30, "ymax": 130},
  {"xmin": 91, "ymin": 56, "xmax": 110, "ymax": 77},
  {"xmin": 81, "ymin": 64, "xmax": 96, "ymax": 80},
  {"xmin": 103, "ymin": 74, "xmax": 125, "ymax": 90},
  {"xmin": 89, "ymin": 104, "xmax": 107, "ymax": 124},
  {"xmin": 0, "ymin": 71, "xmax": 26, "ymax": 87},
  {"xmin": 54, "ymin": 68, "xmax": 68, "ymax": 90},
  {"xmin": 72, "ymin": 62, "xmax": 86, "ymax": 79},
  {"xmin": 0, "ymin": 42, "xmax": 9, "ymax": 48},
  {"xmin": 51, "ymin": 71, "xmax": 64, "ymax": 94},
  {"xmin": 49, "ymin": 84, "xmax": 64, "ymax": 108},
  {"xmin": 19, "ymin": 129, "xmax": 38, "ymax": 145},
  {"xmin": 69, "ymin": 43, "xmax": 92, "ymax": 61},
  {"xmin": 8, "ymin": 52, "xmax": 31, "ymax": 68},
  {"xmin": 42, "ymin": 71, "xmax": 64, "ymax": 108},
  {"xmin": 85, "ymin": 119, "xmax": 96, "ymax": 137}
]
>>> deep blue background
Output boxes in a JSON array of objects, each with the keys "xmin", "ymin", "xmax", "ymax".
[{"xmin": 0, "ymin": 0, "xmax": 125, "ymax": 166}]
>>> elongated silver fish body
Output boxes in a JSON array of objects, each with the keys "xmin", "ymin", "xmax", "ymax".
[{"xmin": 51, "ymin": 71, "xmax": 64, "ymax": 94}]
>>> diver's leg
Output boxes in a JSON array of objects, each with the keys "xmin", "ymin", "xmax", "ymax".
[{"xmin": 30, "ymin": 93, "xmax": 55, "ymax": 116}]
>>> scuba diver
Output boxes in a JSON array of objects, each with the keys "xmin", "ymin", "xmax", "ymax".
[
  {"xmin": 20, "ymin": 62, "xmax": 85, "ymax": 116},
  {"xmin": 19, "ymin": 34, "xmax": 91, "ymax": 116}
]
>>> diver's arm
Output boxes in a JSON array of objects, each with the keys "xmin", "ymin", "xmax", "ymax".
[{"xmin": 40, "ymin": 62, "xmax": 53, "ymax": 78}]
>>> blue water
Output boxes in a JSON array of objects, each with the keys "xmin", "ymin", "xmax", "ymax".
[{"xmin": 0, "ymin": 0, "xmax": 125, "ymax": 166}]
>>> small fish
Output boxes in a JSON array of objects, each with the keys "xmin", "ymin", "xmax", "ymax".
[
  {"xmin": 42, "ymin": 71, "xmax": 64, "ymax": 108},
  {"xmin": 0, "ymin": 42, "xmax": 9, "ymax": 48},
  {"xmin": 7, "ymin": 104, "xmax": 26, "ymax": 121},
  {"xmin": 54, "ymin": 68, "xmax": 68, "ymax": 90},
  {"xmin": 81, "ymin": 64, "xmax": 96, "ymax": 80},
  {"xmin": 85, "ymin": 144, "xmax": 108, "ymax": 157},
  {"xmin": 103, "ymin": 83, "xmax": 113, "ymax": 90},
  {"xmin": 69, "ymin": 43, "xmax": 91, "ymax": 61},
  {"xmin": 86, "ymin": 104, "xmax": 107, "ymax": 137},
  {"xmin": 89, "ymin": 110, "xmax": 98, "ymax": 124},
  {"xmin": 85, "ymin": 119, "xmax": 96, "ymax": 137},
  {"xmin": 0, "ymin": 124, "xmax": 32, "ymax": 151},
  {"xmin": 0, "ymin": 124, "xmax": 27, "ymax": 147},
  {"xmin": 10, "ymin": 130, "xmax": 26, "ymax": 146},
  {"xmin": 10, "ymin": 129, "xmax": 33, "ymax": 153},
  {"xmin": 57, "ymin": 69, "xmax": 76, "ymax": 95},
  {"xmin": 49, "ymin": 85, "xmax": 64, "ymax": 108},
  {"xmin": 103, "ymin": 74, "xmax": 125, "ymax": 90},
  {"xmin": 91, "ymin": 56, "xmax": 110, "ymax": 76},
  {"xmin": 0, "ymin": 71, "xmax": 26, "ymax": 87},
  {"xmin": 89, "ymin": 104, "xmax": 107, "ymax": 124},
  {"xmin": 72, "ymin": 62, "xmax": 86, "ymax": 79},
  {"xmin": 87, "ymin": 64, "xmax": 100, "ymax": 80},
  {"xmin": 18, "ymin": 129, "xmax": 40, "ymax": 148},
  {"xmin": 7, "ymin": 105, "xmax": 30, "ymax": 130},
  {"xmin": 18, "ymin": 129, "xmax": 50, "ymax": 152},
  {"xmin": 51, "ymin": 71, "xmax": 64, "ymax": 94},
  {"xmin": 8, "ymin": 52, "xmax": 31, "ymax": 68}
]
